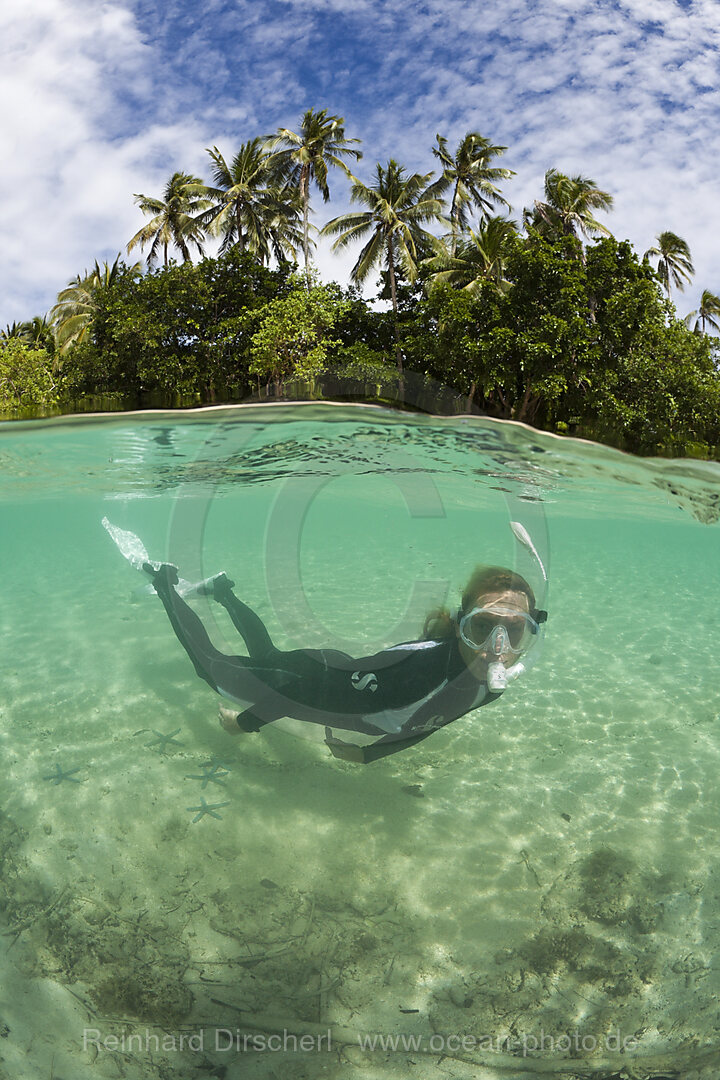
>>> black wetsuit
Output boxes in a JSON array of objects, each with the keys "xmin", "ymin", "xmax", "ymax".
[{"xmin": 150, "ymin": 566, "xmax": 501, "ymax": 763}]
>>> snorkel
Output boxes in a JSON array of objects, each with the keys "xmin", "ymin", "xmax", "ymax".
[{"xmin": 502, "ymin": 520, "xmax": 548, "ymax": 688}]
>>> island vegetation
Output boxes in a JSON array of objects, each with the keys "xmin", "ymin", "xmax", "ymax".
[{"xmin": 2, "ymin": 108, "xmax": 719, "ymax": 458}]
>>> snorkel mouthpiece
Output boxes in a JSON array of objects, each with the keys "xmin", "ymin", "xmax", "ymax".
[
  {"xmin": 487, "ymin": 662, "xmax": 507, "ymax": 692},
  {"xmin": 486, "ymin": 625, "xmax": 510, "ymax": 692}
]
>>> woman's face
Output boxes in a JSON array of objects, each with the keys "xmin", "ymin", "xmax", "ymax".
[{"xmin": 456, "ymin": 589, "xmax": 531, "ymax": 671}]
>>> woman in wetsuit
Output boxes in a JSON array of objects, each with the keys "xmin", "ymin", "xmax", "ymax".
[{"xmin": 143, "ymin": 561, "xmax": 547, "ymax": 764}]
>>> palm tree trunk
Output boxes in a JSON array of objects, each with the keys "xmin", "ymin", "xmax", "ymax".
[
  {"xmin": 164, "ymin": 243, "xmax": 168, "ymax": 268},
  {"xmin": 237, "ymin": 207, "xmax": 245, "ymax": 253},
  {"xmin": 387, "ymin": 235, "xmax": 404, "ymax": 400},
  {"xmin": 387, "ymin": 237, "xmax": 400, "ymax": 365},
  {"xmin": 301, "ymin": 166, "xmax": 310, "ymax": 286},
  {"xmin": 450, "ymin": 184, "xmax": 460, "ymax": 257}
]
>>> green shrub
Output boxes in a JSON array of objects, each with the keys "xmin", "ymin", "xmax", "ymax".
[{"xmin": 0, "ymin": 340, "xmax": 58, "ymax": 413}]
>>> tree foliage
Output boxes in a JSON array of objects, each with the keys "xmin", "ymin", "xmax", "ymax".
[
  {"xmin": 0, "ymin": 339, "xmax": 58, "ymax": 412},
  {"xmin": 50, "ymin": 257, "xmax": 136, "ymax": 357},
  {"xmin": 428, "ymin": 132, "xmax": 514, "ymax": 252},
  {"xmin": 526, "ymin": 170, "xmax": 614, "ymax": 243},
  {"xmin": 322, "ymin": 160, "xmax": 446, "ymax": 370},
  {"xmin": 684, "ymin": 289, "xmax": 720, "ymax": 334},
  {"xmin": 644, "ymin": 231, "xmax": 694, "ymax": 298},
  {"xmin": 64, "ymin": 251, "xmax": 294, "ymax": 400},
  {"xmin": 423, "ymin": 216, "xmax": 518, "ymax": 294},
  {"xmin": 127, "ymin": 172, "xmax": 211, "ymax": 267},
  {"xmin": 406, "ymin": 234, "xmax": 720, "ymax": 453},
  {"xmin": 200, "ymin": 141, "xmax": 302, "ymax": 262},
  {"xmin": 266, "ymin": 108, "xmax": 362, "ymax": 276},
  {"xmin": 249, "ymin": 277, "xmax": 350, "ymax": 390}
]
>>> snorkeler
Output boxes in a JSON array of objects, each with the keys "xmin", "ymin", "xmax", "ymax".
[{"xmin": 103, "ymin": 518, "xmax": 547, "ymax": 764}]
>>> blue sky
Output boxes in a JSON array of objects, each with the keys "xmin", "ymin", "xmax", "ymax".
[{"xmin": 3, "ymin": 0, "xmax": 720, "ymax": 326}]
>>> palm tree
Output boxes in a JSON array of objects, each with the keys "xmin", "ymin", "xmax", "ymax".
[
  {"xmin": 684, "ymin": 289, "xmax": 720, "ymax": 334},
  {"xmin": 2, "ymin": 315, "xmax": 55, "ymax": 363},
  {"xmin": 20, "ymin": 315, "xmax": 54, "ymax": 349},
  {"xmin": 423, "ymin": 216, "xmax": 518, "ymax": 294},
  {"xmin": 644, "ymin": 231, "xmax": 694, "ymax": 298},
  {"xmin": 50, "ymin": 257, "xmax": 136, "ymax": 356},
  {"xmin": 429, "ymin": 133, "xmax": 514, "ymax": 253},
  {"xmin": 528, "ymin": 169, "xmax": 614, "ymax": 243},
  {"xmin": 265, "ymin": 108, "xmax": 362, "ymax": 277},
  {"xmin": 321, "ymin": 160, "xmax": 446, "ymax": 373},
  {"xmin": 127, "ymin": 172, "xmax": 211, "ymax": 267},
  {"xmin": 1, "ymin": 322, "xmax": 29, "ymax": 343},
  {"xmin": 200, "ymin": 141, "xmax": 302, "ymax": 263}
]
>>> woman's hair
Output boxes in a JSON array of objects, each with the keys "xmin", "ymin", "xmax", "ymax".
[{"xmin": 422, "ymin": 565, "xmax": 537, "ymax": 641}]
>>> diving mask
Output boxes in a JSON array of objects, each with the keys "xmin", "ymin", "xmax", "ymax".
[{"xmin": 457, "ymin": 604, "xmax": 539, "ymax": 655}]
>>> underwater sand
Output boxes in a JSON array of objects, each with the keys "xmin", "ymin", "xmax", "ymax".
[{"xmin": 0, "ymin": 403, "xmax": 719, "ymax": 1080}]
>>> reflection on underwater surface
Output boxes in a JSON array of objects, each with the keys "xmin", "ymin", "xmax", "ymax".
[{"xmin": 0, "ymin": 403, "xmax": 719, "ymax": 1080}]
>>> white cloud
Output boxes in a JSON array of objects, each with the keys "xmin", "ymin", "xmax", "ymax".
[{"xmin": 1, "ymin": 0, "xmax": 186, "ymax": 319}]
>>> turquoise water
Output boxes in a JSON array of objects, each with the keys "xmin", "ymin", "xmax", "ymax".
[{"xmin": 1, "ymin": 403, "xmax": 719, "ymax": 1080}]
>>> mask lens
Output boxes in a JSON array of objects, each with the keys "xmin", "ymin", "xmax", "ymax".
[
  {"xmin": 465, "ymin": 613, "xmax": 497, "ymax": 647},
  {"xmin": 460, "ymin": 606, "xmax": 536, "ymax": 652},
  {"xmin": 503, "ymin": 617, "xmax": 527, "ymax": 649}
]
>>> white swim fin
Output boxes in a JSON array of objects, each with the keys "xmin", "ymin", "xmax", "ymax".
[
  {"xmin": 103, "ymin": 518, "xmax": 224, "ymax": 600},
  {"xmin": 102, "ymin": 517, "xmax": 160, "ymax": 573}
]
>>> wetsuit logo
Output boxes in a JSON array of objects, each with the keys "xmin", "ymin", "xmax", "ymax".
[{"xmin": 351, "ymin": 671, "xmax": 378, "ymax": 692}]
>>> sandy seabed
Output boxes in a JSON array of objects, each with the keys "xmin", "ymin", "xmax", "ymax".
[{"xmin": 2, "ymin": 562, "xmax": 720, "ymax": 1080}]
